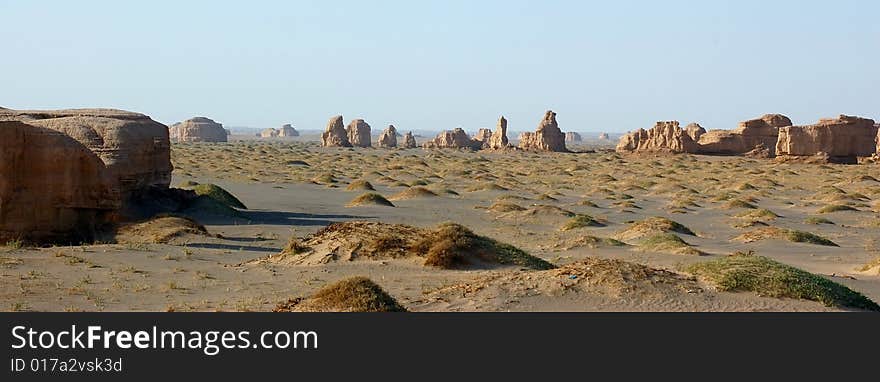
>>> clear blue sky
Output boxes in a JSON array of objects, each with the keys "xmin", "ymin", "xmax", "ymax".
[{"xmin": 1, "ymin": 0, "xmax": 877, "ymax": 133}]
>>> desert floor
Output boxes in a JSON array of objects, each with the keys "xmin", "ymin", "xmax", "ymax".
[{"xmin": 3, "ymin": 138, "xmax": 880, "ymax": 311}]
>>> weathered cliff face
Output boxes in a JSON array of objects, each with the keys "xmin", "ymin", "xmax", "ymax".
[
  {"xmin": 0, "ymin": 121, "xmax": 119, "ymax": 243},
  {"xmin": 698, "ymin": 114, "xmax": 790, "ymax": 155},
  {"xmin": 169, "ymin": 117, "xmax": 227, "ymax": 143},
  {"xmin": 0, "ymin": 108, "xmax": 172, "ymax": 199},
  {"xmin": 615, "ymin": 121, "xmax": 701, "ymax": 154},
  {"xmin": 346, "ymin": 119, "xmax": 372, "ymax": 148},
  {"xmin": 564, "ymin": 132, "xmax": 582, "ymax": 142},
  {"xmin": 378, "ymin": 125, "xmax": 398, "ymax": 148},
  {"xmin": 487, "ymin": 116, "xmax": 510, "ymax": 150},
  {"xmin": 260, "ymin": 128, "xmax": 279, "ymax": 138},
  {"xmin": 776, "ymin": 115, "xmax": 877, "ymax": 163},
  {"xmin": 518, "ymin": 110, "xmax": 567, "ymax": 152},
  {"xmin": 423, "ymin": 128, "xmax": 482, "ymax": 149},
  {"xmin": 402, "ymin": 132, "xmax": 417, "ymax": 149},
  {"xmin": 278, "ymin": 124, "xmax": 299, "ymax": 137},
  {"xmin": 321, "ymin": 115, "xmax": 351, "ymax": 147},
  {"xmin": 474, "ymin": 128, "xmax": 493, "ymax": 147},
  {"xmin": 684, "ymin": 123, "xmax": 706, "ymax": 142}
]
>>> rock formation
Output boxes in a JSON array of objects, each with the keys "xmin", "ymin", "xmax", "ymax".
[
  {"xmin": 378, "ymin": 125, "xmax": 398, "ymax": 148},
  {"xmin": 684, "ymin": 123, "xmax": 706, "ymax": 142},
  {"xmin": 402, "ymin": 132, "xmax": 417, "ymax": 148},
  {"xmin": 278, "ymin": 124, "xmax": 299, "ymax": 137},
  {"xmin": 169, "ymin": 117, "xmax": 227, "ymax": 143},
  {"xmin": 598, "ymin": 133, "xmax": 610, "ymax": 140},
  {"xmin": 564, "ymin": 132, "xmax": 582, "ymax": 142},
  {"xmin": 260, "ymin": 128, "xmax": 279, "ymax": 138},
  {"xmin": 487, "ymin": 116, "xmax": 510, "ymax": 150},
  {"xmin": 616, "ymin": 121, "xmax": 701, "ymax": 154},
  {"xmin": 423, "ymin": 128, "xmax": 482, "ymax": 149},
  {"xmin": 321, "ymin": 115, "xmax": 351, "ymax": 147},
  {"xmin": 346, "ymin": 119, "xmax": 372, "ymax": 148},
  {"xmin": 0, "ymin": 108, "xmax": 173, "ymax": 242},
  {"xmin": 697, "ymin": 114, "xmax": 790, "ymax": 155},
  {"xmin": 776, "ymin": 115, "xmax": 877, "ymax": 163},
  {"xmin": 518, "ymin": 110, "xmax": 567, "ymax": 152},
  {"xmin": 474, "ymin": 128, "xmax": 493, "ymax": 147}
]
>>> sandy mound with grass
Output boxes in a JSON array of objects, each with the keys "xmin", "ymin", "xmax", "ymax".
[
  {"xmin": 258, "ymin": 221, "xmax": 554, "ymax": 270},
  {"xmin": 615, "ymin": 216, "xmax": 695, "ymax": 241},
  {"xmin": 346, "ymin": 192, "xmax": 395, "ymax": 207},
  {"xmin": 388, "ymin": 186, "xmax": 438, "ymax": 200},
  {"xmin": 345, "ymin": 179, "xmax": 375, "ymax": 191},
  {"xmin": 274, "ymin": 277, "xmax": 406, "ymax": 312},
  {"xmin": 733, "ymin": 227, "xmax": 838, "ymax": 246},
  {"xmin": 115, "ymin": 216, "xmax": 208, "ymax": 244}
]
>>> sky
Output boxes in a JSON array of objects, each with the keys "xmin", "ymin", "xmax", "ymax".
[{"xmin": 1, "ymin": 0, "xmax": 877, "ymax": 133}]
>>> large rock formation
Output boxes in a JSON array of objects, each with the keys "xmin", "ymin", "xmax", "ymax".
[
  {"xmin": 518, "ymin": 110, "xmax": 567, "ymax": 152},
  {"xmin": 378, "ymin": 125, "xmax": 398, "ymax": 148},
  {"xmin": 169, "ymin": 117, "xmax": 227, "ymax": 143},
  {"xmin": 776, "ymin": 115, "xmax": 877, "ymax": 163},
  {"xmin": 0, "ymin": 108, "xmax": 171, "ymax": 199},
  {"xmin": 474, "ymin": 128, "xmax": 493, "ymax": 147},
  {"xmin": 278, "ymin": 124, "xmax": 299, "ymax": 137},
  {"xmin": 487, "ymin": 116, "xmax": 510, "ymax": 150},
  {"xmin": 697, "ymin": 114, "xmax": 790, "ymax": 155},
  {"xmin": 684, "ymin": 123, "xmax": 706, "ymax": 142},
  {"xmin": 564, "ymin": 132, "xmax": 582, "ymax": 142},
  {"xmin": 402, "ymin": 132, "xmax": 417, "ymax": 149},
  {"xmin": 0, "ymin": 108, "xmax": 173, "ymax": 243},
  {"xmin": 423, "ymin": 128, "xmax": 482, "ymax": 149},
  {"xmin": 260, "ymin": 128, "xmax": 279, "ymax": 138},
  {"xmin": 346, "ymin": 119, "xmax": 372, "ymax": 148},
  {"xmin": 616, "ymin": 121, "xmax": 701, "ymax": 154},
  {"xmin": 321, "ymin": 115, "xmax": 351, "ymax": 147}
]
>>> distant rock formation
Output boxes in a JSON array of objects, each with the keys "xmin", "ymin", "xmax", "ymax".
[
  {"xmin": 598, "ymin": 133, "xmax": 610, "ymax": 140},
  {"xmin": 518, "ymin": 110, "xmax": 567, "ymax": 152},
  {"xmin": 564, "ymin": 132, "xmax": 582, "ymax": 142},
  {"xmin": 321, "ymin": 115, "xmax": 351, "ymax": 147},
  {"xmin": 402, "ymin": 132, "xmax": 417, "ymax": 148},
  {"xmin": 260, "ymin": 128, "xmax": 279, "ymax": 138},
  {"xmin": 0, "ymin": 108, "xmax": 173, "ymax": 243},
  {"xmin": 684, "ymin": 123, "xmax": 706, "ymax": 142},
  {"xmin": 487, "ymin": 116, "xmax": 510, "ymax": 150},
  {"xmin": 776, "ymin": 115, "xmax": 877, "ymax": 163},
  {"xmin": 346, "ymin": 119, "xmax": 371, "ymax": 148},
  {"xmin": 698, "ymin": 114, "xmax": 790, "ymax": 156},
  {"xmin": 423, "ymin": 128, "xmax": 482, "ymax": 149},
  {"xmin": 474, "ymin": 128, "xmax": 493, "ymax": 147},
  {"xmin": 378, "ymin": 125, "xmax": 398, "ymax": 148},
  {"xmin": 169, "ymin": 117, "xmax": 227, "ymax": 143},
  {"xmin": 278, "ymin": 124, "xmax": 299, "ymax": 137},
  {"xmin": 616, "ymin": 121, "xmax": 701, "ymax": 154}
]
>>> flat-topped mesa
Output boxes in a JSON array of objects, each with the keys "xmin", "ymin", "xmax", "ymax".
[
  {"xmin": 776, "ymin": 115, "xmax": 878, "ymax": 163},
  {"xmin": 474, "ymin": 128, "xmax": 493, "ymax": 147},
  {"xmin": 321, "ymin": 115, "xmax": 351, "ymax": 147},
  {"xmin": 565, "ymin": 132, "xmax": 582, "ymax": 142},
  {"xmin": 616, "ymin": 121, "xmax": 701, "ymax": 154},
  {"xmin": 422, "ymin": 128, "xmax": 482, "ymax": 149},
  {"xmin": 518, "ymin": 110, "xmax": 567, "ymax": 152},
  {"xmin": 0, "ymin": 108, "xmax": 171, "ymax": 199},
  {"xmin": 260, "ymin": 128, "xmax": 279, "ymax": 138},
  {"xmin": 346, "ymin": 119, "xmax": 372, "ymax": 148},
  {"xmin": 278, "ymin": 124, "xmax": 299, "ymax": 137},
  {"xmin": 378, "ymin": 125, "xmax": 398, "ymax": 148},
  {"xmin": 487, "ymin": 116, "xmax": 510, "ymax": 150},
  {"xmin": 697, "ymin": 114, "xmax": 791, "ymax": 156},
  {"xmin": 169, "ymin": 117, "xmax": 227, "ymax": 143},
  {"xmin": 402, "ymin": 131, "xmax": 417, "ymax": 148}
]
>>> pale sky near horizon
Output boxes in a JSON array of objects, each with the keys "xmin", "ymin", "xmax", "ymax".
[{"xmin": 1, "ymin": 0, "xmax": 877, "ymax": 133}]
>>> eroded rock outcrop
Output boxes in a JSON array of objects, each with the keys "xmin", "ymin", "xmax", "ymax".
[
  {"xmin": 776, "ymin": 115, "xmax": 877, "ymax": 163},
  {"xmin": 697, "ymin": 114, "xmax": 790, "ymax": 155},
  {"xmin": 260, "ymin": 128, "xmax": 279, "ymax": 138},
  {"xmin": 402, "ymin": 132, "xmax": 417, "ymax": 149},
  {"xmin": 423, "ymin": 128, "xmax": 482, "ymax": 149},
  {"xmin": 346, "ymin": 119, "xmax": 372, "ymax": 148},
  {"xmin": 616, "ymin": 121, "xmax": 701, "ymax": 154},
  {"xmin": 474, "ymin": 128, "xmax": 492, "ymax": 147},
  {"xmin": 684, "ymin": 123, "xmax": 706, "ymax": 142},
  {"xmin": 0, "ymin": 108, "xmax": 171, "ymax": 199},
  {"xmin": 169, "ymin": 117, "xmax": 227, "ymax": 143},
  {"xmin": 278, "ymin": 124, "xmax": 299, "ymax": 137},
  {"xmin": 378, "ymin": 125, "xmax": 398, "ymax": 148},
  {"xmin": 564, "ymin": 132, "xmax": 582, "ymax": 142},
  {"xmin": 518, "ymin": 110, "xmax": 567, "ymax": 152},
  {"xmin": 321, "ymin": 115, "xmax": 351, "ymax": 147},
  {"xmin": 487, "ymin": 116, "xmax": 510, "ymax": 150}
]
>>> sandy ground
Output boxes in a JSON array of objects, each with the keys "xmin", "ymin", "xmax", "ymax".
[{"xmin": 2, "ymin": 139, "xmax": 879, "ymax": 311}]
